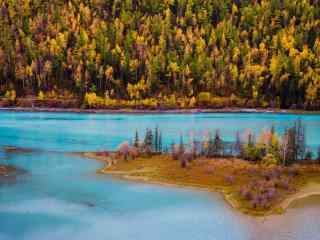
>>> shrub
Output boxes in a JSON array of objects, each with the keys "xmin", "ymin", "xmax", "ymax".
[
  {"xmin": 163, "ymin": 94, "xmax": 177, "ymax": 108},
  {"xmin": 239, "ymin": 180, "xmax": 279, "ymax": 209},
  {"xmin": 189, "ymin": 96, "xmax": 196, "ymax": 108},
  {"xmin": 180, "ymin": 151, "xmax": 193, "ymax": 162},
  {"xmin": 84, "ymin": 92, "xmax": 104, "ymax": 108},
  {"xmin": 225, "ymin": 175, "xmax": 235, "ymax": 185},
  {"xmin": 171, "ymin": 144, "xmax": 180, "ymax": 160},
  {"xmin": 275, "ymin": 177, "xmax": 290, "ymax": 190},
  {"xmin": 129, "ymin": 146, "xmax": 139, "ymax": 159},
  {"xmin": 5, "ymin": 90, "xmax": 16, "ymax": 101},
  {"xmin": 287, "ymin": 165, "xmax": 299, "ymax": 177},
  {"xmin": 261, "ymin": 153, "xmax": 279, "ymax": 166},
  {"xmin": 179, "ymin": 152, "xmax": 193, "ymax": 168},
  {"xmin": 243, "ymin": 144, "xmax": 263, "ymax": 161},
  {"xmin": 38, "ymin": 91, "xmax": 45, "ymax": 100},
  {"xmin": 197, "ymin": 92, "xmax": 211, "ymax": 106},
  {"xmin": 262, "ymin": 167, "xmax": 282, "ymax": 181},
  {"xmin": 118, "ymin": 141, "xmax": 130, "ymax": 160},
  {"xmin": 239, "ymin": 186, "xmax": 253, "ymax": 200}
]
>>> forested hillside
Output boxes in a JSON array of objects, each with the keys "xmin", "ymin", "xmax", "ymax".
[{"xmin": 0, "ymin": 0, "xmax": 319, "ymax": 109}]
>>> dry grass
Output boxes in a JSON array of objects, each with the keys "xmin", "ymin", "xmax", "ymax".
[{"xmin": 84, "ymin": 152, "xmax": 320, "ymax": 216}]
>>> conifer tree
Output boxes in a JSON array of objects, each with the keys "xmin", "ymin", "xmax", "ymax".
[
  {"xmin": 213, "ymin": 130, "xmax": 223, "ymax": 157},
  {"xmin": 158, "ymin": 131, "xmax": 162, "ymax": 153},
  {"xmin": 234, "ymin": 131, "xmax": 242, "ymax": 157},
  {"xmin": 154, "ymin": 126, "xmax": 159, "ymax": 152},
  {"xmin": 134, "ymin": 130, "xmax": 139, "ymax": 147}
]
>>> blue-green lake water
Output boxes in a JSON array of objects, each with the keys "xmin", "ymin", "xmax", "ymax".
[{"xmin": 0, "ymin": 111, "xmax": 320, "ymax": 240}]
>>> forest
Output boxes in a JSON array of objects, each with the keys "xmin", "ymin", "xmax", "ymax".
[{"xmin": 0, "ymin": 0, "xmax": 319, "ymax": 109}]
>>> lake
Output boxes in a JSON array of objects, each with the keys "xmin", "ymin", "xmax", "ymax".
[{"xmin": 0, "ymin": 111, "xmax": 320, "ymax": 240}]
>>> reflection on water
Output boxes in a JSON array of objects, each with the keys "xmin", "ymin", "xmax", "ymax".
[{"xmin": 0, "ymin": 111, "xmax": 320, "ymax": 240}]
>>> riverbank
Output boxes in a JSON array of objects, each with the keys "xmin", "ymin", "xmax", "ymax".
[
  {"xmin": 82, "ymin": 152, "xmax": 320, "ymax": 216},
  {"xmin": 1, "ymin": 107, "xmax": 320, "ymax": 115},
  {"xmin": 0, "ymin": 165, "xmax": 22, "ymax": 177}
]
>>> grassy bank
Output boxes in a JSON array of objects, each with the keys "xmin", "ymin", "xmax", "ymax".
[{"xmin": 83, "ymin": 152, "xmax": 320, "ymax": 216}]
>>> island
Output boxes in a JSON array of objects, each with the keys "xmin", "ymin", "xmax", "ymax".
[
  {"xmin": 82, "ymin": 121, "xmax": 320, "ymax": 216},
  {"xmin": 0, "ymin": 165, "xmax": 21, "ymax": 178}
]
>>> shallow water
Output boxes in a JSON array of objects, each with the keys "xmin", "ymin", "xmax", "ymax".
[{"xmin": 0, "ymin": 111, "xmax": 320, "ymax": 240}]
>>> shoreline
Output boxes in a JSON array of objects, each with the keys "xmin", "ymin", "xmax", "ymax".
[
  {"xmin": 0, "ymin": 164, "xmax": 26, "ymax": 178},
  {"xmin": 280, "ymin": 182, "xmax": 320, "ymax": 210},
  {"xmin": 1, "ymin": 107, "xmax": 320, "ymax": 115},
  {"xmin": 82, "ymin": 152, "xmax": 320, "ymax": 217}
]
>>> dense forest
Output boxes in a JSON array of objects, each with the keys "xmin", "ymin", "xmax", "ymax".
[{"xmin": 0, "ymin": 0, "xmax": 319, "ymax": 109}]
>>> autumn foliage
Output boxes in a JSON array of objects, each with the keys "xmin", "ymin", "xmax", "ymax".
[{"xmin": 0, "ymin": 1, "xmax": 319, "ymax": 109}]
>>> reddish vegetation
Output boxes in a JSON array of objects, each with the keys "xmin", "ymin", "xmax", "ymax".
[{"xmin": 87, "ymin": 151, "xmax": 320, "ymax": 215}]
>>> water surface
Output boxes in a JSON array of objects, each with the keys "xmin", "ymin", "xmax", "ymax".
[{"xmin": 0, "ymin": 111, "xmax": 320, "ymax": 240}]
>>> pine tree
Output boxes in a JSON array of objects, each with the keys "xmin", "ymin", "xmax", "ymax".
[
  {"xmin": 179, "ymin": 134, "xmax": 185, "ymax": 155},
  {"xmin": 296, "ymin": 119, "xmax": 306, "ymax": 160},
  {"xmin": 206, "ymin": 132, "xmax": 215, "ymax": 158},
  {"xmin": 144, "ymin": 128, "xmax": 153, "ymax": 152},
  {"xmin": 154, "ymin": 126, "xmax": 159, "ymax": 152},
  {"xmin": 134, "ymin": 129, "xmax": 139, "ymax": 147},
  {"xmin": 158, "ymin": 131, "xmax": 162, "ymax": 153},
  {"xmin": 213, "ymin": 129, "xmax": 223, "ymax": 157},
  {"xmin": 286, "ymin": 126, "xmax": 297, "ymax": 165},
  {"xmin": 234, "ymin": 131, "xmax": 242, "ymax": 156}
]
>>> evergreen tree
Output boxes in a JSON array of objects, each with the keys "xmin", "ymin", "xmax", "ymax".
[
  {"xmin": 178, "ymin": 134, "xmax": 185, "ymax": 155},
  {"xmin": 234, "ymin": 131, "xmax": 242, "ymax": 157},
  {"xmin": 285, "ymin": 127, "xmax": 297, "ymax": 165},
  {"xmin": 144, "ymin": 128, "xmax": 153, "ymax": 151},
  {"xmin": 158, "ymin": 131, "xmax": 162, "ymax": 153},
  {"xmin": 206, "ymin": 132, "xmax": 215, "ymax": 158},
  {"xmin": 296, "ymin": 119, "xmax": 306, "ymax": 160},
  {"xmin": 134, "ymin": 129, "xmax": 139, "ymax": 147},
  {"xmin": 154, "ymin": 126, "xmax": 159, "ymax": 152},
  {"xmin": 213, "ymin": 130, "xmax": 223, "ymax": 157}
]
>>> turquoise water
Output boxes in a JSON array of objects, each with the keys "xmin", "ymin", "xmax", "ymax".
[{"xmin": 0, "ymin": 111, "xmax": 320, "ymax": 240}]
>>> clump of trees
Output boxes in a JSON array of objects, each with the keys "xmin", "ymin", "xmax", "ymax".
[
  {"xmin": 117, "ymin": 127, "xmax": 163, "ymax": 159},
  {"xmin": 169, "ymin": 120, "xmax": 319, "ymax": 168},
  {"xmin": 0, "ymin": 0, "xmax": 319, "ymax": 110},
  {"xmin": 118, "ymin": 120, "xmax": 318, "ymax": 169}
]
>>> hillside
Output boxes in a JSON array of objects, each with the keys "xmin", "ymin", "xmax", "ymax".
[{"xmin": 0, "ymin": 0, "xmax": 319, "ymax": 109}]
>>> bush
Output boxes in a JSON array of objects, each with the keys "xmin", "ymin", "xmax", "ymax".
[
  {"xmin": 171, "ymin": 144, "xmax": 180, "ymax": 160},
  {"xmin": 163, "ymin": 94, "xmax": 177, "ymax": 108},
  {"xmin": 118, "ymin": 141, "xmax": 130, "ymax": 160},
  {"xmin": 197, "ymin": 92, "xmax": 211, "ymax": 106},
  {"xmin": 225, "ymin": 175, "xmax": 235, "ymax": 185},
  {"xmin": 38, "ymin": 91, "xmax": 45, "ymax": 100},
  {"xmin": 179, "ymin": 151, "xmax": 193, "ymax": 165},
  {"xmin": 5, "ymin": 90, "xmax": 16, "ymax": 101},
  {"xmin": 243, "ymin": 144, "xmax": 263, "ymax": 161},
  {"xmin": 261, "ymin": 153, "xmax": 279, "ymax": 166},
  {"xmin": 189, "ymin": 96, "xmax": 196, "ymax": 108},
  {"xmin": 240, "ymin": 180, "xmax": 278, "ymax": 209},
  {"xmin": 129, "ymin": 146, "xmax": 139, "ymax": 159},
  {"xmin": 84, "ymin": 92, "xmax": 104, "ymax": 108}
]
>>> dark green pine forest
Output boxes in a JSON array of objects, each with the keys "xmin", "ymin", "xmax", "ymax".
[{"xmin": 0, "ymin": 0, "xmax": 319, "ymax": 109}]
